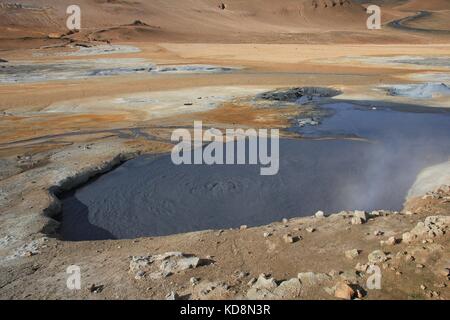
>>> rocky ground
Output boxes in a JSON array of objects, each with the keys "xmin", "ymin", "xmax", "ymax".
[{"xmin": 0, "ymin": 162, "xmax": 448, "ymax": 299}]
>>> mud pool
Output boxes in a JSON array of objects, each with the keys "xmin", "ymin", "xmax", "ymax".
[
  {"xmin": 61, "ymin": 102, "xmax": 450, "ymax": 240},
  {"xmin": 0, "ymin": 59, "xmax": 236, "ymax": 84}
]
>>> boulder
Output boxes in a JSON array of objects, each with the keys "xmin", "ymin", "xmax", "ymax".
[
  {"xmin": 273, "ymin": 278, "xmax": 302, "ymax": 298},
  {"xmin": 129, "ymin": 252, "xmax": 205, "ymax": 278},
  {"xmin": 160, "ymin": 256, "xmax": 200, "ymax": 273},
  {"xmin": 252, "ymin": 274, "xmax": 278, "ymax": 290}
]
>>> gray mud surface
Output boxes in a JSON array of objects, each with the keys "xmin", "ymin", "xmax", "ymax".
[
  {"xmin": 61, "ymin": 102, "xmax": 450, "ymax": 240},
  {"xmin": 0, "ymin": 59, "xmax": 236, "ymax": 84}
]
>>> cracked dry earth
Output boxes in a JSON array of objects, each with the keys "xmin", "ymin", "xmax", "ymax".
[{"xmin": 0, "ymin": 177, "xmax": 448, "ymax": 299}]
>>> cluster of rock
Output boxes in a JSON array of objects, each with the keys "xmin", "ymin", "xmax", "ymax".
[
  {"xmin": 402, "ymin": 215, "xmax": 450, "ymax": 243},
  {"xmin": 422, "ymin": 185, "xmax": 450, "ymax": 201},
  {"xmin": 257, "ymin": 87, "xmax": 341, "ymax": 103},
  {"xmin": 311, "ymin": 0, "xmax": 352, "ymax": 9},
  {"xmin": 247, "ymin": 273, "xmax": 309, "ymax": 299},
  {"xmin": 124, "ymin": 211, "xmax": 449, "ymax": 300},
  {"xmin": 246, "ymin": 271, "xmax": 364, "ymax": 300},
  {"xmin": 129, "ymin": 252, "xmax": 209, "ymax": 280},
  {"xmin": 349, "ymin": 209, "xmax": 398, "ymax": 225}
]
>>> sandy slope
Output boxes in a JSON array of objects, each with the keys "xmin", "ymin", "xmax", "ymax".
[{"xmin": 1, "ymin": 0, "xmax": 449, "ymax": 46}]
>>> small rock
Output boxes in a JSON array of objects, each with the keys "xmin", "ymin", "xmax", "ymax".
[
  {"xmin": 315, "ymin": 211, "xmax": 325, "ymax": 218},
  {"xmin": 47, "ymin": 32, "xmax": 63, "ymax": 39},
  {"xmin": 306, "ymin": 227, "xmax": 315, "ymax": 233},
  {"xmin": 370, "ymin": 210, "xmax": 381, "ymax": 217},
  {"xmin": 345, "ymin": 249, "xmax": 360, "ymax": 260},
  {"xmin": 368, "ymin": 250, "xmax": 388, "ymax": 264},
  {"xmin": 420, "ymin": 284, "xmax": 426, "ymax": 290},
  {"xmin": 134, "ymin": 271, "xmax": 145, "ymax": 280},
  {"xmin": 385, "ymin": 237, "xmax": 398, "ymax": 246},
  {"xmin": 89, "ymin": 284, "xmax": 104, "ymax": 294},
  {"xmin": 282, "ymin": 234, "xmax": 297, "ymax": 243},
  {"xmin": 405, "ymin": 254, "xmax": 415, "ymax": 262},
  {"xmin": 439, "ymin": 268, "xmax": 449, "ymax": 277},
  {"xmin": 166, "ymin": 291, "xmax": 180, "ymax": 300},
  {"xmin": 416, "ymin": 264, "xmax": 425, "ymax": 269},
  {"xmin": 351, "ymin": 216, "xmax": 364, "ymax": 225},
  {"xmin": 402, "ymin": 232, "xmax": 416, "ymax": 243},
  {"xmin": 334, "ymin": 282, "xmax": 355, "ymax": 300},
  {"xmin": 240, "ymin": 225, "xmax": 248, "ymax": 230},
  {"xmin": 263, "ymin": 232, "xmax": 272, "ymax": 238},
  {"xmin": 282, "ymin": 218, "xmax": 289, "ymax": 224},
  {"xmin": 374, "ymin": 230, "xmax": 384, "ymax": 236},
  {"xmin": 234, "ymin": 271, "xmax": 248, "ymax": 279},
  {"xmin": 190, "ymin": 277, "xmax": 200, "ymax": 286},
  {"xmin": 247, "ymin": 278, "xmax": 257, "ymax": 286}
]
